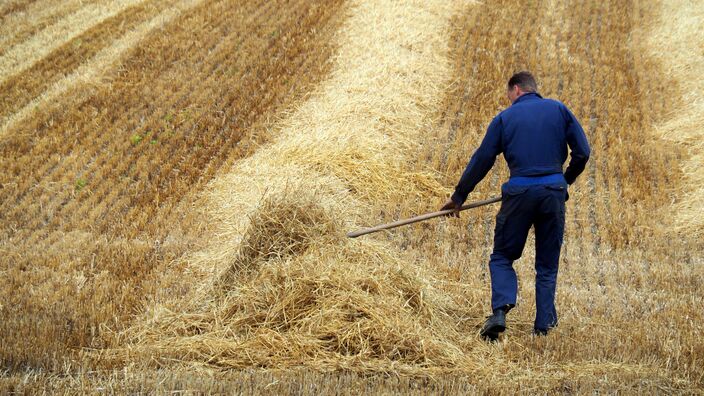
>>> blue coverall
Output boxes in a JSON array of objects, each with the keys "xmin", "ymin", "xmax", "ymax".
[{"xmin": 451, "ymin": 92, "xmax": 590, "ymax": 331}]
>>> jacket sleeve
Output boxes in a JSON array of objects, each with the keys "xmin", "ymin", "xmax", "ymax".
[
  {"xmin": 451, "ymin": 115, "xmax": 503, "ymax": 205},
  {"xmin": 561, "ymin": 104, "xmax": 591, "ymax": 185}
]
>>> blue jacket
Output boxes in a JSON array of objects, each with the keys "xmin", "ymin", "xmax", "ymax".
[{"xmin": 451, "ymin": 92, "xmax": 591, "ymax": 205}]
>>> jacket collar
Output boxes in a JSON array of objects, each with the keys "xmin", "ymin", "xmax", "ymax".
[{"xmin": 512, "ymin": 92, "xmax": 543, "ymax": 105}]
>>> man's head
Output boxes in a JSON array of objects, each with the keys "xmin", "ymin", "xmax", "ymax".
[{"xmin": 507, "ymin": 71, "xmax": 538, "ymax": 103}]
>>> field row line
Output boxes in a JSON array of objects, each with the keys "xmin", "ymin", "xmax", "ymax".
[
  {"xmin": 0, "ymin": 0, "xmax": 271, "ymax": 239},
  {"xmin": 0, "ymin": 0, "xmax": 88, "ymax": 55},
  {"xmin": 0, "ymin": 0, "xmax": 180, "ymax": 122},
  {"xmin": 0, "ymin": 0, "xmax": 212, "ymax": 138},
  {"xmin": 0, "ymin": 0, "xmax": 348, "ymax": 369},
  {"xmin": 0, "ymin": 0, "xmax": 149, "ymax": 86}
]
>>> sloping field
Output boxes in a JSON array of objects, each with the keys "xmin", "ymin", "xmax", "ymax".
[
  {"xmin": 1, "ymin": 0, "xmax": 346, "ymax": 371},
  {"xmin": 1, "ymin": 0, "xmax": 702, "ymax": 393}
]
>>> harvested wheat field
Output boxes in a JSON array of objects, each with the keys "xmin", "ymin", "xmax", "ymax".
[{"xmin": 1, "ymin": 0, "xmax": 702, "ymax": 393}]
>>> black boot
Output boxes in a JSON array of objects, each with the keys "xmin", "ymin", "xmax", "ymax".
[
  {"xmin": 480, "ymin": 306, "xmax": 509, "ymax": 341},
  {"xmin": 532, "ymin": 322, "xmax": 557, "ymax": 337},
  {"xmin": 532, "ymin": 328, "xmax": 549, "ymax": 336}
]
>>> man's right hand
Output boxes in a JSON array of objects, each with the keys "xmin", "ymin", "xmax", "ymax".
[{"xmin": 440, "ymin": 198, "xmax": 461, "ymax": 217}]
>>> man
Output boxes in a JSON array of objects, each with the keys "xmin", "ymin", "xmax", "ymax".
[{"xmin": 441, "ymin": 71, "xmax": 590, "ymax": 340}]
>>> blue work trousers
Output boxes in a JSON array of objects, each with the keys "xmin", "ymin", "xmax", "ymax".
[{"xmin": 489, "ymin": 181, "xmax": 567, "ymax": 330}]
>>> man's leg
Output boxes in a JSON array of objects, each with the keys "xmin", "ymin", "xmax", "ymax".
[
  {"xmin": 489, "ymin": 193, "xmax": 533, "ymax": 311},
  {"xmin": 488, "ymin": 252, "xmax": 519, "ymax": 310},
  {"xmin": 533, "ymin": 185, "xmax": 566, "ymax": 333},
  {"xmin": 481, "ymin": 189, "xmax": 533, "ymax": 340}
]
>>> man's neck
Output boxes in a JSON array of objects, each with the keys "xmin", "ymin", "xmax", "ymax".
[{"xmin": 512, "ymin": 91, "xmax": 540, "ymax": 104}]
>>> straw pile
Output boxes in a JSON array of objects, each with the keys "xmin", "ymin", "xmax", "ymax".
[
  {"xmin": 105, "ymin": 0, "xmax": 479, "ymax": 373},
  {"xmin": 114, "ymin": 186, "xmax": 481, "ymax": 372},
  {"xmin": 645, "ymin": 0, "xmax": 704, "ymax": 238}
]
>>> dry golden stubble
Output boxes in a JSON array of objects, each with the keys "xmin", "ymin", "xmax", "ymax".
[
  {"xmin": 102, "ymin": 0, "xmax": 473, "ymax": 375},
  {"xmin": 397, "ymin": 0, "xmax": 700, "ymax": 389},
  {"xmin": 0, "ymin": 0, "xmax": 173, "ymax": 121},
  {"xmin": 0, "ymin": 0, "xmax": 87, "ymax": 54},
  {"xmin": 642, "ymin": 0, "xmax": 704, "ymax": 239},
  {"xmin": 0, "ymin": 0, "xmax": 347, "ymax": 373},
  {"xmin": 1, "ymin": 0, "xmax": 702, "ymax": 392},
  {"xmin": 0, "ymin": 0, "xmax": 151, "ymax": 85},
  {"xmin": 101, "ymin": 186, "xmax": 481, "ymax": 374}
]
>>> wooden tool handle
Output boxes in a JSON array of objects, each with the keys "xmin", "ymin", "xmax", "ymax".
[{"xmin": 346, "ymin": 196, "xmax": 501, "ymax": 238}]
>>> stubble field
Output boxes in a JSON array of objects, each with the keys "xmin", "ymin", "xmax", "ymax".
[{"xmin": 1, "ymin": 0, "xmax": 702, "ymax": 394}]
